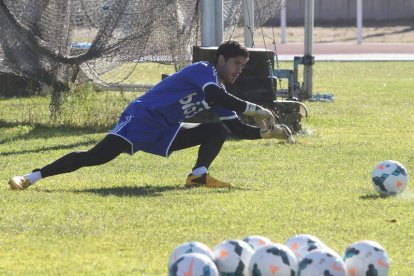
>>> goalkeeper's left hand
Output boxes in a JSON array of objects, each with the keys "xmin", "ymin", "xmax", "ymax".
[{"xmin": 260, "ymin": 124, "xmax": 296, "ymax": 144}]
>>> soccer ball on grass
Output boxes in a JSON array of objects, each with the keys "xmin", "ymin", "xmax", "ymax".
[
  {"xmin": 169, "ymin": 252, "xmax": 219, "ymax": 276},
  {"xmin": 243, "ymin": 235, "xmax": 273, "ymax": 251},
  {"xmin": 371, "ymin": 160, "xmax": 408, "ymax": 196},
  {"xmin": 213, "ymin": 239, "xmax": 254, "ymax": 275},
  {"xmin": 248, "ymin": 243, "xmax": 298, "ymax": 275},
  {"xmin": 284, "ymin": 234, "xmax": 326, "ymax": 262},
  {"xmin": 343, "ymin": 240, "xmax": 390, "ymax": 276},
  {"xmin": 168, "ymin": 241, "xmax": 214, "ymax": 269},
  {"xmin": 298, "ymin": 249, "xmax": 346, "ymax": 276}
]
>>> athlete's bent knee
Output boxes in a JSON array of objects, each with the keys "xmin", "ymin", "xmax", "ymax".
[{"xmin": 209, "ymin": 123, "xmax": 228, "ymax": 140}]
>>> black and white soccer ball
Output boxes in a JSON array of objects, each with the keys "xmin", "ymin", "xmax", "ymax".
[
  {"xmin": 371, "ymin": 160, "xmax": 408, "ymax": 196},
  {"xmin": 343, "ymin": 240, "xmax": 390, "ymax": 276},
  {"xmin": 284, "ymin": 234, "xmax": 326, "ymax": 262},
  {"xmin": 298, "ymin": 249, "xmax": 346, "ymax": 276},
  {"xmin": 248, "ymin": 243, "xmax": 298, "ymax": 276},
  {"xmin": 213, "ymin": 239, "xmax": 254, "ymax": 275}
]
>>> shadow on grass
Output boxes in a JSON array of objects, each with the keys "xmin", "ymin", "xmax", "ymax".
[
  {"xmin": 73, "ymin": 185, "xmax": 183, "ymax": 197},
  {"xmin": 0, "ymin": 119, "xmax": 110, "ymax": 144},
  {"xmin": 69, "ymin": 185, "xmax": 247, "ymax": 197},
  {"xmin": 0, "ymin": 140, "xmax": 97, "ymax": 156},
  {"xmin": 1, "ymin": 119, "xmax": 108, "ymax": 155},
  {"xmin": 359, "ymin": 194, "xmax": 388, "ymax": 200}
]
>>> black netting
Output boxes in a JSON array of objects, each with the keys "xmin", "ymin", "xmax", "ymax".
[{"xmin": 0, "ymin": 0, "xmax": 285, "ymax": 88}]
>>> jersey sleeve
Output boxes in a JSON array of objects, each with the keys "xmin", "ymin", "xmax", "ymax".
[{"xmin": 212, "ymin": 105, "xmax": 239, "ymax": 121}]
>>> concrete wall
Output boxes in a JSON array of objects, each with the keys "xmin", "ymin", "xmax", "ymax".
[{"xmin": 274, "ymin": 0, "xmax": 414, "ymax": 25}]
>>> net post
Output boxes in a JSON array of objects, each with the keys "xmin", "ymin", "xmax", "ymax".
[
  {"xmin": 243, "ymin": 0, "xmax": 254, "ymax": 47},
  {"xmin": 201, "ymin": 0, "xmax": 216, "ymax": 46},
  {"xmin": 215, "ymin": 0, "xmax": 223, "ymax": 45},
  {"xmin": 280, "ymin": 5, "xmax": 287, "ymax": 44},
  {"xmin": 357, "ymin": 0, "xmax": 363, "ymax": 44},
  {"xmin": 303, "ymin": 0, "xmax": 314, "ymax": 99}
]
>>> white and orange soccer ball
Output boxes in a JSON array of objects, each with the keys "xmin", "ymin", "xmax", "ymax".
[
  {"xmin": 248, "ymin": 243, "xmax": 298, "ymax": 276},
  {"xmin": 213, "ymin": 239, "xmax": 254, "ymax": 275},
  {"xmin": 168, "ymin": 241, "xmax": 214, "ymax": 269},
  {"xmin": 371, "ymin": 160, "xmax": 408, "ymax": 196},
  {"xmin": 343, "ymin": 240, "xmax": 390, "ymax": 276},
  {"xmin": 298, "ymin": 249, "xmax": 347, "ymax": 276},
  {"xmin": 169, "ymin": 252, "xmax": 219, "ymax": 276},
  {"xmin": 284, "ymin": 234, "xmax": 325, "ymax": 262},
  {"xmin": 243, "ymin": 235, "xmax": 273, "ymax": 251}
]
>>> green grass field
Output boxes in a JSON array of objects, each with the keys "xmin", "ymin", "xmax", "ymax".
[{"xmin": 1, "ymin": 62, "xmax": 413, "ymax": 275}]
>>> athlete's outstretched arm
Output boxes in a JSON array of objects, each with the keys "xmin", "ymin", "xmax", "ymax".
[
  {"xmin": 204, "ymin": 84, "xmax": 246, "ymax": 112},
  {"xmin": 204, "ymin": 84, "xmax": 274, "ymax": 121}
]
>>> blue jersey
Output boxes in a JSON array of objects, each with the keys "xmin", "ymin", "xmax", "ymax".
[{"xmin": 110, "ymin": 62, "xmax": 238, "ymax": 156}]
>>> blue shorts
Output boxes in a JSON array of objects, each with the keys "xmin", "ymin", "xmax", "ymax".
[{"xmin": 110, "ymin": 102, "xmax": 182, "ymax": 157}]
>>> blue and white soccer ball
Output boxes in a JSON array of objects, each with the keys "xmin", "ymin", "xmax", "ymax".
[
  {"xmin": 284, "ymin": 234, "xmax": 326, "ymax": 262},
  {"xmin": 213, "ymin": 239, "xmax": 254, "ymax": 275},
  {"xmin": 168, "ymin": 241, "xmax": 214, "ymax": 269},
  {"xmin": 343, "ymin": 240, "xmax": 390, "ymax": 276},
  {"xmin": 298, "ymin": 250, "xmax": 347, "ymax": 276},
  {"xmin": 248, "ymin": 243, "xmax": 298, "ymax": 276},
  {"xmin": 243, "ymin": 235, "xmax": 273, "ymax": 251},
  {"xmin": 169, "ymin": 252, "xmax": 219, "ymax": 276},
  {"xmin": 371, "ymin": 160, "xmax": 408, "ymax": 196}
]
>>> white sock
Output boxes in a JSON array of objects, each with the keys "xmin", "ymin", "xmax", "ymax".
[
  {"xmin": 24, "ymin": 171, "xmax": 42, "ymax": 185},
  {"xmin": 192, "ymin": 166, "xmax": 208, "ymax": 176}
]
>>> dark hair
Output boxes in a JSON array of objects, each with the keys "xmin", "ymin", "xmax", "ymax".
[{"xmin": 214, "ymin": 40, "xmax": 249, "ymax": 64}]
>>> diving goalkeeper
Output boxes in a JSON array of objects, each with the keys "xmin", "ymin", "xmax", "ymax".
[{"xmin": 8, "ymin": 40, "xmax": 294, "ymax": 190}]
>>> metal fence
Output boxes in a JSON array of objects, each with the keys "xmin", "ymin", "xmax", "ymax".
[{"xmin": 273, "ymin": 0, "xmax": 414, "ymax": 25}]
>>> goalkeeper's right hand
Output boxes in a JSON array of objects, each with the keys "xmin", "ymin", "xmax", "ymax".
[
  {"xmin": 260, "ymin": 124, "xmax": 296, "ymax": 144},
  {"xmin": 243, "ymin": 103, "xmax": 275, "ymax": 122}
]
